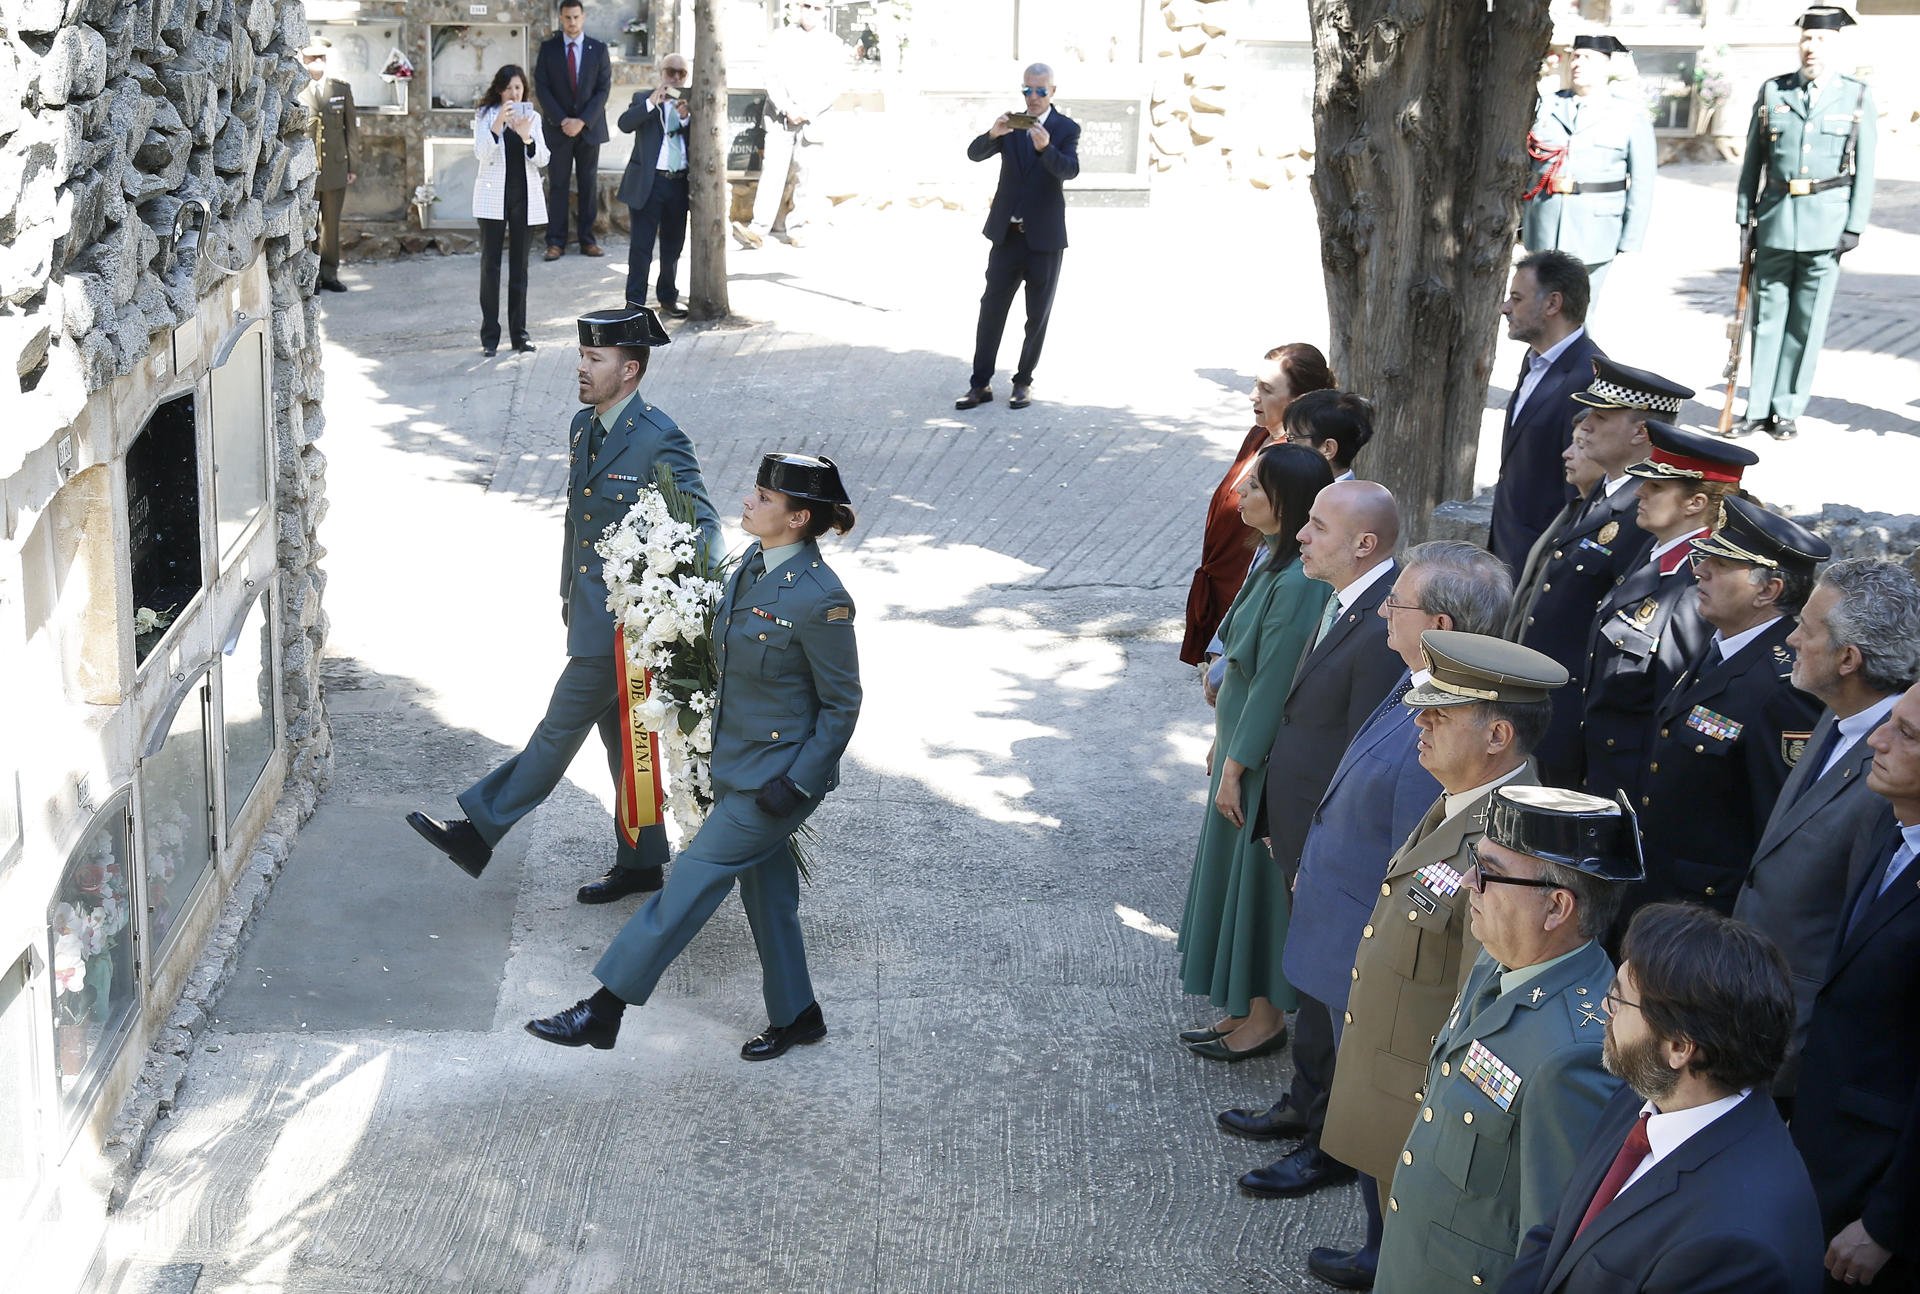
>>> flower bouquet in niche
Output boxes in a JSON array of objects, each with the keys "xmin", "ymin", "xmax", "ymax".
[{"xmin": 597, "ymin": 465, "xmax": 727, "ymax": 845}]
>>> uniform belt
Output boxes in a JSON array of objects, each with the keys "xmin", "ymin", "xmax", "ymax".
[
  {"xmin": 1775, "ymin": 175, "xmax": 1852, "ymax": 197},
  {"xmin": 656, "ymin": 168, "xmax": 687, "ymax": 177},
  {"xmin": 1562, "ymin": 178, "xmax": 1628, "ymax": 195}
]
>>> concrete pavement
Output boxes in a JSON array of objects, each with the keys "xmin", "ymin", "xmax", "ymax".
[{"xmin": 97, "ymin": 156, "xmax": 1919, "ymax": 1293}]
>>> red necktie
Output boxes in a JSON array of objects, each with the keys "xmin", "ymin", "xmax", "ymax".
[
  {"xmin": 1574, "ymin": 1112, "xmax": 1652, "ymax": 1237},
  {"xmin": 568, "ymin": 42, "xmax": 579, "ymax": 96}
]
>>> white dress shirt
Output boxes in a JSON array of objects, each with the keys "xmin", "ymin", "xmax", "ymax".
[
  {"xmin": 1622, "ymin": 1089, "xmax": 1751, "ymax": 1192},
  {"xmin": 1512, "ymin": 326, "xmax": 1587, "ymax": 418}
]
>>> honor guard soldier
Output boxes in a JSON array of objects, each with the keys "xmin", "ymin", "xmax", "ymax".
[
  {"xmin": 1521, "ymin": 34, "xmax": 1657, "ymax": 301},
  {"xmin": 1506, "ymin": 358, "xmax": 1689, "ymax": 788},
  {"xmin": 1317, "ymin": 632, "xmax": 1566, "ymax": 1258},
  {"xmin": 1623, "ymin": 497, "xmax": 1828, "ymax": 933},
  {"xmin": 300, "ymin": 37, "xmax": 356, "ymax": 293},
  {"xmin": 1374, "ymin": 786, "xmax": 1639, "ymax": 1294},
  {"xmin": 1581, "ymin": 423, "xmax": 1758, "ymax": 805},
  {"xmin": 1732, "ymin": 6, "xmax": 1876, "ymax": 441},
  {"xmin": 408, "ymin": 307, "xmax": 718, "ymax": 901}
]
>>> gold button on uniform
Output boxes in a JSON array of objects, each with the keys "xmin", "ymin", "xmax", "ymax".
[
  {"xmin": 1380, "ymin": 883, "xmax": 1391, "ymax": 897},
  {"xmin": 1363, "ymin": 925, "xmax": 1374, "ymax": 939},
  {"xmin": 1389, "ymin": 1197, "xmax": 1398, "ymax": 1212},
  {"xmin": 1351, "ymin": 967, "xmax": 1359, "ymax": 981},
  {"xmin": 1402, "ymin": 1151, "xmax": 1413, "ymax": 1165},
  {"xmin": 1473, "ymin": 1277, "xmax": 1484, "ymax": 1287},
  {"xmin": 577, "ymin": 565, "xmax": 587, "ymax": 573},
  {"xmin": 770, "ymin": 730, "xmax": 781, "ymax": 739},
  {"xmin": 1605, "ymin": 738, "xmax": 1615, "ymax": 748},
  {"xmin": 1704, "ymin": 885, "xmax": 1717, "ymax": 896},
  {"xmin": 1408, "ymin": 910, "xmax": 1418, "ymax": 921},
  {"xmin": 1422, "ymin": 1108, "xmax": 1433, "ymax": 1122},
  {"xmin": 1344, "ymin": 1010, "xmax": 1354, "ymax": 1025},
  {"xmin": 1696, "ymin": 744, "xmax": 1706, "ymax": 753},
  {"xmin": 1650, "ymin": 762, "xmax": 1659, "ymax": 773},
  {"xmin": 1441, "ymin": 1062, "xmax": 1451, "ymax": 1076},
  {"xmin": 758, "ymin": 633, "xmax": 767, "ymax": 641},
  {"xmin": 1660, "ymin": 727, "xmax": 1670, "ymax": 738},
  {"xmin": 582, "ymin": 514, "xmax": 591, "ymax": 522},
  {"xmin": 1463, "ymin": 1111, "xmax": 1475, "ymax": 1124},
  {"xmin": 583, "ymin": 487, "xmax": 592, "ymax": 496}
]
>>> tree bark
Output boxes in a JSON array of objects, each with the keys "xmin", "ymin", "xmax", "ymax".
[
  {"xmin": 1308, "ymin": 0, "xmax": 1552, "ymax": 540},
  {"xmin": 687, "ymin": 0, "xmax": 730, "ymax": 320}
]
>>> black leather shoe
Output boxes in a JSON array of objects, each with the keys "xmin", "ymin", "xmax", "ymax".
[
  {"xmin": 576, "ymin": 866, "xmax": 664, "ymax": 904},
  {"xmin": 1768, "ymin": 417, "xmax": 1798, "ymax": 441},
  {"xmin": 1217, "ymin": 1098, "xmax": 1310, "ymax": 1140},
  {"xmin": 525, "ymin": 998, "xmax": 621, "ymax": 1049},
  {"xmin": 954, "ymin": 387, "xmax": 992, "ymax": 410},
  {"xmin": 1179, "ymin": 1025, "xmax": 1232, "ymax": 1045},
  {"xmin": 1239, "ymin": 1145, "xmax": 1358, "ymax": 1198},
  {"xmin": 1728, "ymin": 416, "xmax": 1768, "ymax": 438},
  {"xmin": 1188, "ymin": 1025, "xmax": 1288, "ymax": 1062},
  {"xmin": 405, "ymin": 812, "xmax": 492, "ymax": 879},
  {"xmin": 1307, "ymin": 1246, "xmax": 1377, "ymax": 1290},
  {"xmin": 318, "ymin": 278, "xmax": 347, "ymax": 293},
  {"xmin": 512, "ymin": 339, "xmax": 536, "ymax": 353},
  {"xmin": 661, "ymin": 300, "xmax": 689, "ymax": 319},
  {"xmin": 482, "ymin": 346, "xmax": 497, "ymax": 358},
  {"xmin": 1009, "ymin": 385, "xmax": 1032, "ymax": 409},
  {"xmin": 741, "ymin": 1001, "xmax": 826, "ymax": 1061}
]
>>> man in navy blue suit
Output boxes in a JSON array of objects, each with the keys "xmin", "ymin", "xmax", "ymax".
[
  {"xmin": 535, "ymin": 0, "xmax": 612, "ymax": 259},
  {"xmin": 1488, "ymin": 251, "xmax": 1603, "ymax": 575},
  {"xmin": 1500, "ymin": 903, "xmax": 1824, "ymax": 1294},
  {"xmin": 955, "ymin": 63, "xmax": 1080, "ymax": 413}
]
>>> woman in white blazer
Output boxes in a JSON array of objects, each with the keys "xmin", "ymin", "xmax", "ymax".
[{"xmin": 472, "ymin": 64, "xmax": 550, "ymax": 356}]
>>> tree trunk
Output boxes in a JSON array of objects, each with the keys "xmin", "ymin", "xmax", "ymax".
[
  {"xmin": 687, "ymin": 0, "xmax": 730, "ymax": 320},
  {"xmin": 1308, "ymin": 0, "xmax": 1552, "ymax": 540}
]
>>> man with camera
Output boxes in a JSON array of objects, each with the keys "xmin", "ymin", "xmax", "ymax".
[{"xmin": 618, "ymin": 53, "xmax": 693, "ymax": 318}]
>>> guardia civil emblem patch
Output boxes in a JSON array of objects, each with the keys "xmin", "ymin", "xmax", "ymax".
[{"xmin": 1782, "ymin": 731, "xmax": 1812, "ymax": 766}]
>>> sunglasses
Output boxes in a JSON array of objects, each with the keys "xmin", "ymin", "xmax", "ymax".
[
  {"xmin": 663, "ymin": 66, "xmax": 689, "ymax": 77},
  {"xmin": 1020, "ymin": 86, "xmax": 1051, "ymax": 97},
  {"xmin": 1465, "ymin": 842, "xmax": 1567, "ymax": 895}
]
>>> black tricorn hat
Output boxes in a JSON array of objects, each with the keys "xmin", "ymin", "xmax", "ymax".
[
  {"xmin": 578, "ymin": 306, "xmax": 671, "ymax": 349},
  {"xmin": 1486, "ymin": 786, "xmax": 1646, "ymax": 883},
  {"xmin": 1572, "ymin": 34, "xmax": 1630, "ymax": 55},
  {"xmin": 758, "ymin": 453, "xmax": 850, "ymax": 506},
  {"xmin": 1797, "ymin": 6, "xmax": 1857, "ymax": 29}
]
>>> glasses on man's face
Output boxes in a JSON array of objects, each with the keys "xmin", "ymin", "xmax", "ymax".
[
  {"xmin": 1020, "ymin": 86, "xmax": 1051, "ymax": 97},
  {"xmin": 1465, "ymin": 842, "xmax": 1567, "ymax": 895},
  {"xmin": 664, "ymin": 66, "xmax": 689, "ymax": 78},
  {"xmin": 1380, "ymin": 595, "xmax": 1424, "ymax": 614},
  {"xmin": 1601, "ymin": 983, "xmax": 1640, "ymax": 1015}
]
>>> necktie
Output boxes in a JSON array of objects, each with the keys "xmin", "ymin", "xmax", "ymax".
[
  {"xmin": 1574, "ymin": 1113, "xmax": 1652, "ymax": 1237},
  {"xmin": 1795, "ymin": 722, "xmax": 1844, "ymax": 798},
  {"xmin": 586, "ymin": 414, "xmax": 606, "ymax": 462},
  {"xmin": 1845, "ymin": 839, "xmax": 1915, "ymax": 942},
  {"xmin": 1310, "ymin": 595, "xmax": 1342, "ymax": 651},
  {"xmin": 1507, "ymin": 353, "xmax": 1530, "ymax": 416},
  {"xmin": 568, "ymin": 41, "xmax": 579, "ymax": 96},
  {"xmin": 748, "ymin": 554, "xmax": 767, "ymax": 584}
]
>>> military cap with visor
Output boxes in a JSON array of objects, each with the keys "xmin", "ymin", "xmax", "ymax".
[
  {"xmin": 1688, "ymin": 495, "xmax": 1831, "ymax": 579},
  {"xmin": 578, "ymin": 305, "xmax": 671, "ymax": 349},
  {"xmin": 1626, "ymin": 420, "xmax": 1759, "ymax": 485},
  {"xmin": 1404, "ymin": 630, "xmax": 1570, "ymax": 709},
  {"xmin": 302, "ymin": 35, "xmax": 333, "ymax": 59},
  {"xmin": 1485, "ymin": 785, "xmax": 1647, "ymax": 883},
  {"xmin": 1571, "ymin": 356, "xmax": 1694, "ymax": 417},
  {"xmin": 1797, "ymin": 6, "xmax": 1857, "ymax": 29},
  {"xmin": 758, "ymin": 453, "xmax": 850, "ymax": 506}
]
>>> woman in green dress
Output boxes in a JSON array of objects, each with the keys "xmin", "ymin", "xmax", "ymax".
[{"xmin": 1177, "ymin": 442, "xmax": 1334, "ymax": 1058}]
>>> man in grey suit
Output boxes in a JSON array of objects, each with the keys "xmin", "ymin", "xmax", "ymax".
[
  {"xmin": 1222, "ymin": 542, "xmax": 1512, "ymax": 1288},
  {"xmin": 617, "ymin": 53, "xmax": 693, "ymax": 317},
  {"xmin": 408, "ymin": 307, "xmax": 718, "ymax": 901},
  {"xmin": 1733, "ymin": 557, "xmax": 1920, "ymax": 1102}
]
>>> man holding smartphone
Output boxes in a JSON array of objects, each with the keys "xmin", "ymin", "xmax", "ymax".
[
  {"xmin": 956, "ymin": 63, "xmax": 1081, "ymax": 413},
  {"xmin": 617, "ymin": 54, "xmax": 693, "ymax": 318}
]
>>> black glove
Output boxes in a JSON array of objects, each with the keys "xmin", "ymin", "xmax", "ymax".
[
  {"xmin": 561, "ymin": 600, "xmax": 570, "ymax": 627},
  {"xmin": 1837, "ymin": 230, "xmax": 1860, "ymax": 257},
  {"xmin": 755, "ymin": 776, "xmax": 807, "ymax": 818}
]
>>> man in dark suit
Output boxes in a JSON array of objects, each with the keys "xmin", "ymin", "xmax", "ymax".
[
  {"xmin": 955, "ymin": 63, "xmax": 1080, "ymax": 413},
  {"xmin": 407, "ymin": 307, "xmax": 718, "ymax": 901},
  {"xmin": 1791, "ymin": 678, "xmax": 1920, "ymax": 1292},
  {"xmin": 616, "ymin": 53, "xmax": 692, "ymax": 317},
  {"xmin": 1736, "ymin": 558, "xmax": 1920, "ymax": 1103},
  {"xmin": 1501, "ymin": 903, "xmax": 1824, "ymax": 1294},
  {"xmin": 1489, "ymin": 250, "xmax": 1603, "ymax": 574},
  {"xmin": 1247, "ymin": 543, "xmax": 1507, "ymax": 1288},
  {"xmin": 1506, "ymin": 357, "xmax": 1685, "ymax": 787},
  {"xmin": 1626, "ymin": 498, "xmax": 1827, "ymax": 933},
  {"xmin": 535, "ymin": 0, "xmax": 612, "ymax": 259}
]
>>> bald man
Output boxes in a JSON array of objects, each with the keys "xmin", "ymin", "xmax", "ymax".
[{"xmin": 1232, "ymin": 482, "xmax": 1405, "ymax": 1198}]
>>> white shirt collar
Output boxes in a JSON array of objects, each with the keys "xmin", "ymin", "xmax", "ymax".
[
  {"xmin": 1829, "ymin": 694, "xmax": 1899, "ymax": 772},
  {"xmin": 1600, "ymin": 472, "xmax": 1633, "ymax": 497},
  {"xmin": 1622, "ymin": 1089, "xmax": 1750, "ymax": 1192},
  {"xmin": 1714, "ymin": 616, "xmax": 1782, "ymax": 663},
  {"xmin": 1444, "ymin": 764, "xmax": 1527, "ymax": 824},
  {"xmin": 1530, "ymin": 325, "xmax": 1586, "ymax": 369},
  {"xmin": 1332, "ymin": 558, "xmax": 1395, "ymax": 614}
]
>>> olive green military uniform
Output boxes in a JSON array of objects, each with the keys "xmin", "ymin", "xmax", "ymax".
[
  {"xmin": 1374, "ymin": 942, "xmax": 1621, "ymax": 1294},
  {"xmin": 1736, "ymin": 70, "xmax": 1875, "ymax": 423},
  {"xmin": 302, "ymin": 74, "xmax": 357, "ymax": 285}
]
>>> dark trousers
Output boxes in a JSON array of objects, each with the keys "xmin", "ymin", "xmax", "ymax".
[
  {"xmin": 316, "ymin": 186, "xmax": 346, "ymax": 282},
  {"xmin": 1284, "ymin": 992, "xmax": 1337, "ymax": 1149},
  {"xmin": 477, "ymin": 214, "xmax": 531, "ymax": 349},
  {"xmin": 458, "ymin": 654, "xmax": 668, "ymax": 874},
  {"xmin": 625, "ymin": 172, "xmax": 689, "ymax": 307},
  {"xmin": 546, "ymin": 135, "xmax": 602, "ymax": 248},
  {"xmin": 969, "ymin": 228, "xmax": 1063, "ymax": 390}
]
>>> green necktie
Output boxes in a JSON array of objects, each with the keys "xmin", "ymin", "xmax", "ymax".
[
  {"xmin": 587, "ymin": 415, "xmax": 607, "ymax": 462},
  {"xmin": 1311, "ymin": 595, "xmax": 1342, "ymax": 650}
]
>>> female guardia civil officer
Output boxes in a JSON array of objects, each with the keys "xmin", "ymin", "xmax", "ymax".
[{"xmin": 526, "ymin": 453, "xmax": 862, "ymax": 1060}]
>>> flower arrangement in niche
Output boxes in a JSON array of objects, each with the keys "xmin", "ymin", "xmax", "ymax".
[
  {"xmin": 1693, "ymin": 45, "xmax": 1733, "ymax": 112},
  {"xmin": 381, "ymin": 48, "xmax": 415, "ymax": 81},
  {"xmin": 50, "ymin": 829, "xmax": 134, "ymax": 1085}
]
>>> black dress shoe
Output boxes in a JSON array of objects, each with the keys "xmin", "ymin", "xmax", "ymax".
[
  {"xmin": 525, "ymin": 998, "xmax": 621, "ymax": 1049},
  {"xmin": 512, "ymin": 339, "xmax": 536, "ymax": 352},
  {"xmin": 1178, "ymin": 1026, "xmax": 1232, "ymax": 1045},
  {"xmin": 661, "ymin": 300, "xmax": 689, "ymax": 319},
  {"xmin": 1188, "ymin": 1025, "xmax": 1288, "ymax": 1062},
  {"xmin": 1727, "ymin": 416, "xmax": 1768, "ymax": 438},
  {"xmin": 319, "ymin": 278, "xmax": 347, "ymax": 293},
  {"xmin": 1307, "ymin": 1245, "xmax": 1377, "ymax": 1290},
  {"xmin": 1239, "ymin": 1145, "xmax": 1358, "ymax": 1198},
  {"xmin": 740, "ymin": 1001, "xmax": 826, "ymax": 1061},
  {"xmin": 1009, "ymin": 385, "xmax": 1032, "ymax": 409},
  {"xmin": 405, "ymin": 812, "xmax": 492, "ymax": 879},
  {"xmin": 1768, "ymin": 417, "xmax": 1798, "ymax": 441},
  {"xmin": 482, "ymin": 346, "xmax": 498, "ymax": 358},
  {"xmin": 954, "ymin": 387, "xmax": 992, "ymax": 410},
  {"xmin": 576, "ymin": 866, "xmax": 665, "ymax": 904},
  {"xmin": 1217, "ymin": 1098, "xmax": 1310, "ymax": 1140}
]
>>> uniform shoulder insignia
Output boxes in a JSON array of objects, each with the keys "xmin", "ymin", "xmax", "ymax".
[
  {"xmin": 1782, "ymin": 731, "xmax": 1812, "ymax": 766},
  {"xmin": 1597, "ymin": 521, "xmax": 1619, "ymax": 545},
  {"xmin": 824, "ymin": 605, "xmax": 853, "ymax": 624}
]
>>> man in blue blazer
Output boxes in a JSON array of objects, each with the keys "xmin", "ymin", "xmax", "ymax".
[
  {"xmin": 617, "ymin": 53, "xmax": 693, "ymax": 317},
  {"xmin": 535, "ymin": 0, "xmax": 613, "ymax": 258},
  {"xmin": 408, "ymin": 307, "xmax": 718, "ymax": 902},
  {"xmin": 1502, "ymin": 903, "xmax": 1824, "ymax": 1294},
  {"xmin": 955, "ymin": 63, "xmax": 1080, "ymax": 413},
  {"xmin": 1488, "ymin": 251, "xmax": 1603, "ymax": 575}
]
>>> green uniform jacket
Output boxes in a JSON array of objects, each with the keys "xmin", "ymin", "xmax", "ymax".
[
  {"xmin": 1736, "ymin": 72, "xmax": 1875, "ymax": 252},
  {"xmin": 1521, "ymin": 89, "xmax": 1656, "ymax": 265},
  {"xmin": 302, "ymin": 76, "xmax": 356, "ymax": 192},
  {"xmin": 1320, "ymin": 765, "xmax": 1539, "ymax": 1182},
  {"xmin": 1375, "ymin": 941, "xmax": 1621, "ymax": 1294}
]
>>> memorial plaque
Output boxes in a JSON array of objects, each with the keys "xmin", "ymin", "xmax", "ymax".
[
  {"xmin": 428, "ymin": 24, "xmax": 528, "ymax": 111},
  {"xmin": 727, "ymin": 89, "xmax": 768, "ymax": 175},
  {"xmin": 308, "ymin": 21, "xmax": 409, "ymax": 115},
  {"xmin": 1071, "ymin": 98, "xmax": 1144, "ymax": 177}
]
